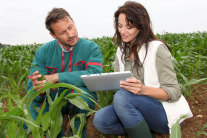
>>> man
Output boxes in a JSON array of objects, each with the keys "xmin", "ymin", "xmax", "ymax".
[{"xmin": 27, "ymin": 8, "xmax": 103, "ymax": 137}]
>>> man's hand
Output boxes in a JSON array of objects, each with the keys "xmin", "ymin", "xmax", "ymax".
[
  {"xmin": 44, "ymin": 73, "xmax": 59, "ymax": 84},
  {"xmin": 31, "ymin": 71, "xmax": 59, "ymax": 96},
  {"xmin": 31, "ymin": 71, "xmax": 47, "ymax": 96},
  {"xmin": 120, "ymin": 77, "xmax": 144, "ymax": 95}
]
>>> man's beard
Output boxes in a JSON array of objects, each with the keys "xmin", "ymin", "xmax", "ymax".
[{"xmin": 59, "ymin": 36, "xmax": 77, "ymax": 47}]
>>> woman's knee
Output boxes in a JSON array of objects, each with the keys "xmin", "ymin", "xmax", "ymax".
[
  {"xmin": 93, "ymin": 106, "xmax": 115, "ymax": 133},
  {"xmin": 113, "ymin": 89, "xmax": 131, "ymax": 105}
]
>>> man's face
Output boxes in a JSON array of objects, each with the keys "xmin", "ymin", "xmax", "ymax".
[{"xmin": 50, "ymin": 17, "xmax": 78, "ymax": 49}]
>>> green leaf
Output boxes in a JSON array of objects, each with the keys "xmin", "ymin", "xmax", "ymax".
[
  {"xmin": 41, "ymin": 112, "xmax": 50, "ymax": 130},
  {"xmin": 30, "ymin": 63, "xmax": 46, "ymax": 81},
  {"xmin": 1, "ymin": 76, "xmax": 18, "ymax": 91},
  {"xmin": 46, "ymin": 88, "xmax": 53, "ymax": 108},
  {"xmin": 7, "ymin": 120, "xmax": 18, "ymax": 138},
  {"xmin": 50, "ymin": 89, "xmax": 68, "ymax": 112},
  {"xmin": 86, "ymin": 111, "xmax": 95, "ymax": 117},
  {"xmin": 50, "ymin": 99, "xmax": 67, "ymax": 138},
  {"xmin": 70, "ymin": 113, "xmax": 87, "ymax": 137},
  {"xmin": 70, "ymin": 114, "xmax": 77, "ymax": 135},
  {"xmin": 76, "ymin": 113, "xmax": 87, "ymax": 137},
  {"xmin": 0, "ymin": 115, "xmax": 39, "ymax": 128},
  {"xmin": 6, "ymin": 107, "xmax": 24, "ymax": 116},
  {"xmin": 0, "ymin": 102, "xmax": 3, "ymax": 109},
  {"xmin": 8, "ymin": 88, "xmax": 13, "ymax": 110},
  {"xmin": 0, "ymin": 120, "xmax": 7, "ymax": 138},
  {"xmin": 17, "ymin": 122, "xmax": 27, "ymax": 138},
  {"xmin": 65, "ymin": 92, "xmax": 100, "ymax": 109},
  {"xmin": 170, "ymin": 115, "xmax": 187, "ymax": 138},
  {"xmin": 196, "ymin": 123, "xmax": 207, "ymax": 136},
  {"xmin": 35, "ymin": 99, "xmax": 46, "ymax": 128},
  {"xmin": 66, "ymin": 93, "xmax": 92, "ymax": 111},
  {"xmin": 18, "ymin": 70, "xmax": 29, "ymax": 87},
  {"xmin": 170, "ymin": 120, "xmax": 181, "ymax": 138},
  {"xmin": 184, "ymin": 78, "xmax": 207, "ymax": 86},
  {"xmin": 69, "ymin": 135, "xmax": 80, "ymax": 138}
]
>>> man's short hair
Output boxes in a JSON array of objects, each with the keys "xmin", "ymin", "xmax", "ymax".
[{"xmin": 45, "ymin": 8, "xmax": 73, "ymax": 34}]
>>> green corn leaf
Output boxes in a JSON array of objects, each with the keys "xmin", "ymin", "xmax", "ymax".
[
  {"xmin": 196, "ymin": 123, "xmax": 207, "ymax": 136},
  {"xmin": 17, "ymin": 122, "xmax": 27, "ymax": 138},
  {"xmin": 170, "ymin": 120, "xmax": 181, "ymax": 138},
  {"xmin": 8, "ymin": 88, "xmax": 13, "ymax": 110},
  {"xmin": 0, "ymin": 102, "xmax": 3, "ymax": 110},
  {"xmin": 69, "ymin": 135, "xmax": 80, "ymax": 138},
  {"xmin": 41, "ymin": 112, "xmax": 50, "ymax": 130},
  {"xmin": 0, "ymin": 120, "xmax": 7, "ymax": 138},
  {"xmin": 70, "ymin": 114, "xmax": 78, "ymax": 135},
  {"xmin": 86, "ymin": 110, "xmax": 95, "ymax": 117},
  {"xmin": 0, "ymin": 115, "xmax": 39, "ymax": 128},
  {"xmin": 50, "ymin": 99, "xmax": 67, "ymax": 138},
  {"xmin": 70, "ymin": 113, "xmax": 87, "ymax": 137},
  {"xmin": 25, "ymin": 83, "xmax": 96, "ymax": 109},
  {"xmin": 170, "ymin": 115, "xmax": 187, "ymax": 138},
  {"xmin": 65, "ymin": 93, "xmax": 100, "ymax": 109},
  {"xmin": 30, "ymin": 63, "xmax": 46, "ymax": 81},
  {"xmin": 50, "ymin": 89, "xmax": 68, "ymax": 112},
  {"xmin": 7, "ymin": 120, "xmax": 18, "ymax": 138},
  {"xmin": 6, "ymin": 107, "xmax": 24, "ymax": 117},
  {"xmin": 65, "ymin": 93, "xmax": 93, "ymax": 111},
  {"xmin": 46, "ymin": 88, "xmax": 53, "ymax": 108},
  {"xmin": 35, "ymin": 98, "xmax": 46, "ymax": 128},
  {"xmin": 18, "ymin": 70, "xmax": 29, "ymax": 87},
  {"xmin": 184, "ymin": 78, "xmax": 207, "ymax": 86},
  {"xmin": 11, "ymin": 94, "xmax": 21, "ymax": 109},
  {"xmin": 21, "ymin": 81, "xmax": 50, "ymax": 109},
  {"xmin": 1, "ymin": 76, "xmax": 18, "ymax": 92},
  {"xmin": 76, "ymin": 113, "xmax": 87, "ymax": 137}
]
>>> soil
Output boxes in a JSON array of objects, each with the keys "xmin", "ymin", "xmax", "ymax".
[{"xmin": 1, "ymin": 85, "xmax": 207, "ymax": 138}]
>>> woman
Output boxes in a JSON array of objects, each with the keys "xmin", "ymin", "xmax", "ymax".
[{"xmin": 93, "ymin": 1, "xmax": 192, "ymax": 138}]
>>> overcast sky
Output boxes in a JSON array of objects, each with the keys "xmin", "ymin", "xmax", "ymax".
[{"xmin": 0, "ymin": 0, "xmax": 207, "ymax": 45}]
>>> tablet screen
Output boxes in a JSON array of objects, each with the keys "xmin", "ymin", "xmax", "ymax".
[{"xmin": 81, "ymin": 71, "xmax": 132, "ymax": 91}]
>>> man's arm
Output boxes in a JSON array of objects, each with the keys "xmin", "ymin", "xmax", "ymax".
[{"xmin": 58, "ymin": 43, "xmax": 103, "ymax": 86}]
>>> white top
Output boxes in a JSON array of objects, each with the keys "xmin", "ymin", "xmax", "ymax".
[{"xmin": 116, "ymin": 40, "xmax": 193, "ymax": 132}]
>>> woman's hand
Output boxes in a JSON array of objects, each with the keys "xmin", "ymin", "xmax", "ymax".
[
  {"xmin": 120, "ymin": 77, "xmax": 144, "ymax": 95},
  {"xmin": 120, "ymin": 77, "xmax": 170, "ymax": 100}
]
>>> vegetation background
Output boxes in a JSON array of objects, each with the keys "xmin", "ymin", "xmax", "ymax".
[{"xmin": 0, "ymin": 32, "xmax": 206, "ymax": 137}]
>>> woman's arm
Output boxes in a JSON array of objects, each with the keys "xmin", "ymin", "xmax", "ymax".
[
  {"xmin": 120, "ymin": 44, "xmax": 181, "ymax": 101},
  {"xmin": 120, "ymin": 77, "xmax": 169, "ymax": 100}
]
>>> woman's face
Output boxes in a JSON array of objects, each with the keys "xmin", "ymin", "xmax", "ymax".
[{"xmin": 118, "ymin": 13, "xmax": 139, "ymax": 43}]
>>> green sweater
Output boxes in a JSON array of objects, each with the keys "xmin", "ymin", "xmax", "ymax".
[{"xmin": 27, "ymin": 38, "xmax": 103, "ymax": 102}]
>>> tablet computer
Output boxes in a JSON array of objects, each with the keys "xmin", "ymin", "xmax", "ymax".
[{"xmin": 81, "ymin": 71, "xmax": 132, "ymax": 91}]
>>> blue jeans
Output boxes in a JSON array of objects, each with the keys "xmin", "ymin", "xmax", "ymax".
[{"xmin": 93, "ymin": 88, "xmax": 169, "ymax": 135}]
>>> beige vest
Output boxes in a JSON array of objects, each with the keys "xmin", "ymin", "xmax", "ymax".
[{"xmin": 116, "ymin": 40, "xmax": 193, "ymax": 132}]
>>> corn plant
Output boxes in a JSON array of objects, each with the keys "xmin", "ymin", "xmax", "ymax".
[
  {"xmin": 91, "ymin": 37, "xmax": 117, "ymax": 108},
  {"xmin": 170, "ymin": 115, "xmax": 188, "ymax": 138},
  {"xmin": 0, "ymin": 79, "xmax": 99, "ymax": 138},
  {"xmin": 1, "ymin": 32, "xmax": 207, "ymax": 137},
  {"xmin": 157, "ymin": 32, "xmax": 207, "ymax": 96},
  {"xmin": 194, "ymin": 123, "xmax": 207, "ymax": 137}
]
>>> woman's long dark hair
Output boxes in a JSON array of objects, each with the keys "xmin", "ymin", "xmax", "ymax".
[{"xmin": 113, "ymin": 1, "xmax": 169, "ymax": 70}]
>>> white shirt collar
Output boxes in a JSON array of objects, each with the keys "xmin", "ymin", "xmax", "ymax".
[{"xmin": 59, "ymin": 43, "xmax": 73, "ymax": 52}]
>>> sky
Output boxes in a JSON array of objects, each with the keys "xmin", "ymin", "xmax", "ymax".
[{"xmin": 0, "ymin": 0, "xmax": 207, "ymax": 45}]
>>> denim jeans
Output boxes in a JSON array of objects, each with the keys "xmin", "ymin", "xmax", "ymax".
[{"xmin": 93, "ymin": 88, "xmax": 169, "ymax": 135}]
